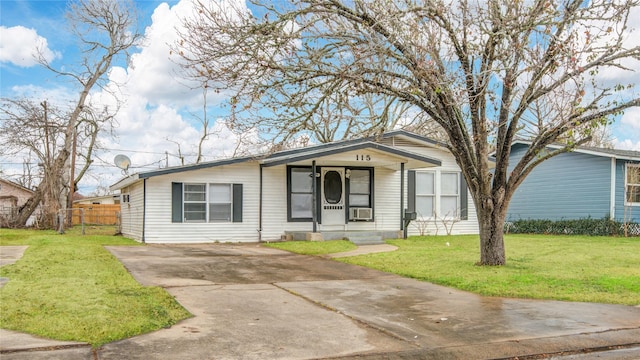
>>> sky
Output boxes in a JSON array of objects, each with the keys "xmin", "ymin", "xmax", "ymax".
[
  {"xmin": 0, "ymin": 0, "xmax": 250, "ymax": 195},
  {"xmin": 1, "ymin": 0, "xmax": 640, "ymax": 195}
]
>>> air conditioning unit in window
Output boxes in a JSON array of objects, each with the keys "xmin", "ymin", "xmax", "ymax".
[{"xmin": 350, "ymin": 207, "xmax": 372, "ymax": 221}]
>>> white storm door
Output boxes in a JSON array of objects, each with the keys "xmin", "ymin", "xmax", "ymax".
[{"xmin": 321, "ymin": 167, "xmax": 345, "ymax": 225}]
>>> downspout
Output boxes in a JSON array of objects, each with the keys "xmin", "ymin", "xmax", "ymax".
[
  {"xmin": 610, "ymin": 158, "xmax": 616, "ymax": 220},
  {"xmin": 312, "ymin": 160, "xmax": 317, "ymax": 233},
  {"xmin": 400, "ymin": 162, "xmax": 405, "ymax": 238},
  {"xmin": 142, "ymin": 179, "xmax": 146, "ymax": 243},
  {"xmin": 259, "ymin": 164, "xmax": 263, "ymax": 242}
]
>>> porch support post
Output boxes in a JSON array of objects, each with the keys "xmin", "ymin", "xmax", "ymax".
[
  {"xmin": 400, "ymin": 162, "xmax": 405, "ymax": 234},
  {"xmin": 312, "ymin": 160, "xmax": 317, "ymax": 233},
  {"xmin": 259, "ymin": 164, "xmax": 263, "ymax": 242}
]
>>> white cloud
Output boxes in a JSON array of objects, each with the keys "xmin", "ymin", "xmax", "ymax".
[
  {"xmin": 613, "ymin": 138, "xmax": 640, "ymax": 151},
  {"xmin": 81, "ymin": 0, "xmax": 262, "ymax": 192},
  {"xmin": 621, "ymin": 107, "xmax": 640, "ymax": 130},
  {"xmin": 2, "ymin": 1, "xmax": 258, "ymax": 195},
  {"xmin": 0, "ymin": 25, "xmax": 60, "ymax": 67},
  {"xmin": 612, "ymin": 107, "xmax": 640, "ymax": 151}
]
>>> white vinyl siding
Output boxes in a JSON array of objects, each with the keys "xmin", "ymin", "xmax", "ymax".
[
  {"xmin": 119, "ymin": 181, "xmax": 144, "ymax": 242},
  {"xmin": 115, "ymin": 134, "xmax": 480, "ymax": 243},
  {"xmin": 142, "ymin": 163, "xmax": 259, "ymax": 243}
]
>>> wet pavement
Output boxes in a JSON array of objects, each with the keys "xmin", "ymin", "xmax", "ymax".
[{"xmin": 1, "ymin": 243, "xmax": 639, "ymax": 359}]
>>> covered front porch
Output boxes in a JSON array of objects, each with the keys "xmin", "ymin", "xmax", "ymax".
[
  {"xmin": 284, "ymin": 230, "xmax": 403, "ymax": 245},
  {"xmin": 258, "ymin": 139, "xmax": 442, "ymax": 241}
]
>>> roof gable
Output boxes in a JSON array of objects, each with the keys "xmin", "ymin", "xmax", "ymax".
[
  {"xmin": 0, "ymin": 178, "xmax": 34, "ymax": 194},
  {"xmin": 110, "ymin": 130, "xmax": 446, "ymax": 190}
]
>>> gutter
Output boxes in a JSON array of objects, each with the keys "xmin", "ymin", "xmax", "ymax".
[
  {"xmin": 142, "ymin": 178, "xmax": 146, "ymax": 243},
  {"xmin": 258, "ymin": 164, "xmax": 263, "ymax": 242}
]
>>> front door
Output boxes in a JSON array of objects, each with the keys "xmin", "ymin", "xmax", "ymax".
[{"xmin": 321, "ymin": 167, "xmax": 345, "ymax": 225}]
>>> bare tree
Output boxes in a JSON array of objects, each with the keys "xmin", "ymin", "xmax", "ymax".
[
  {"xmin": 2, "ymin": 0, "xmax": 140, "ymax": 228},
  {"xmin": 177, "ymin": 0, "xmax": 639, "ymax": 265},
  {"xmin": 0, "ymin": 99, "xmax": 116, "ymax": 227}
]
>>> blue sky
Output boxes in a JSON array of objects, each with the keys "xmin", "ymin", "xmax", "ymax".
[
  {"xmin": 1, "ymin": 0, "xmax": 248, "ymax": 194},
  {"xmin": 1, "ymin": 0, "xmax": 639, "ymax": 194}
]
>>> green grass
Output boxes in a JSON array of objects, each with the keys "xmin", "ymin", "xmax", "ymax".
[
  {"xmin": 279, "ymin": 234, "xmax": 640, "ymax": 305},
  {"xmin": 264, "ymin": 239, "xmax": 357, "ymax": 255},
  {"xmin": 0, "ymin": 228, "xmax": 191, "ymax": 347}
]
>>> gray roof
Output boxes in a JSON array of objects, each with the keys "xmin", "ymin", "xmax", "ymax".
[
  {"xmin": 509, "ymin": 140, "xmax": 640, "ymax": 161},
  {"xmin": 110, "ymin": 130, "xmax": 444, "ymax": 190},
  {"xmin": 577, "ymin": 145, "xmax": 640, "ymax": 159}
]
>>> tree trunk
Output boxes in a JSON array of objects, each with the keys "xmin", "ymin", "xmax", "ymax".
[
  {"xmin": 477, "ymin": 205, "xmax": 507, "ymax": 266},
  {"xmin": 11, "ymin": 188, "xmax": 43, "ymax": 227}
]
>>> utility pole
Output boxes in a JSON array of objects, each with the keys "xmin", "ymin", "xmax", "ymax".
[{"xmin": 67, "ymin": 127, "xmax": 77, "ymax": 226}]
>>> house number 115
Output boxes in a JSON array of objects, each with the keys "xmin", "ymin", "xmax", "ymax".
[{"xmin": 356, "ymin": 155, "xmax": 371, "ymax": 161}]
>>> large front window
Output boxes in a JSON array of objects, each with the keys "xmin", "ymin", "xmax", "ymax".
[
  {"xmin": 289, "ymin": 167, "xmax": 313, "ymax": 220},
  {"xmin": 415, "ymin": 171, "xmax": 460, "ymax": 218},
  {"xmin": 626, "ymin": 164, "xmax": 640, "ymax": 205},
  {"xmin": 182, "ymin": 183, "xmax": 234, "ymax": 222}
]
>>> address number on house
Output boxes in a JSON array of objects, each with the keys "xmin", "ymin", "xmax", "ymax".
[{"xmin": 356, "ymin": 155, "xmax": 371, "ymax": 161}]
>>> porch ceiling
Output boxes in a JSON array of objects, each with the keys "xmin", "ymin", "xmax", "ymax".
[{"xmin": 260, "ymin": 141, "xmax": 441, "ymax": 170}]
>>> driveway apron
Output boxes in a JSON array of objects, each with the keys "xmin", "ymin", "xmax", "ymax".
[{"xmin": 97, "ymin": 244, "xmax": 640, "ymax": 360}]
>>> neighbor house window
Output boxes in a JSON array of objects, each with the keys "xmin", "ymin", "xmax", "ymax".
[
  {"xmin": 184, "ymin": 183, "xmax": 207, "ymax": 222},
  {"xmin": 288, "ymin": 167, "xmax": 314, "ymax": 221},
  {"xmin": 209, "ymin": 184, "xmax": 232, "ymax": 222},
  {"xmin": 626, "ymin": 164, "xmax": 640, "ymax": 205},
  {"xmin": 415, "ymin": 171, "xmax": 460, "ymax": 218}
]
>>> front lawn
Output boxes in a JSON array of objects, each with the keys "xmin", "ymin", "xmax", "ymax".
[
  {"xmin": 0, "ymin": 228, "xmax": 191, "ymax": 347},
  {"xmin": 272, "ymin": 235, "xmax": 640, "ymax": 305}
]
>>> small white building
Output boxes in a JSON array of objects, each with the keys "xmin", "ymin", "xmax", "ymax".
[{"xmin": 110, "ymin": 130, "xmax": 479, "ymax": 243}]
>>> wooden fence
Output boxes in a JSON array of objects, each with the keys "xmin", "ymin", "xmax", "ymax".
[{"xmin": 72, "ymin": 204, "xmax": 120, "ymax": 225}]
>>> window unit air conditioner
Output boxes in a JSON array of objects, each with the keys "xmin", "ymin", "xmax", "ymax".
[{"xmin": 350, "ymin": 207, "xmax": 372, "ymax": 221}]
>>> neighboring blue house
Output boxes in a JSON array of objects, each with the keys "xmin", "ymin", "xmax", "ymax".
[{"xmin": 506, "ymin": 142, "xmax": 640, "ymax": 223}]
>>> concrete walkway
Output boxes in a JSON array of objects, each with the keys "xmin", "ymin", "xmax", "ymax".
[
  {"xmin": 0, "ymin": 246, "xmax": 28, "ymax": 288},
  {"xmin": 328, "ymin": 243, "xmax": 398, "ymax": 258},
  {"xmin": 1, "ymin": 243, "xmax": 639, "ymax": 359}
]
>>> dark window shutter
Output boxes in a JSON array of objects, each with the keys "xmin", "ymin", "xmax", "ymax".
[
  {"xmin": 408, "ymin": 170, "xmax": 416, "ymax": 212},
  {"xmin": 171, "ymin": 182, "xmax": 183, "ymax": 223},
  {"xmin": 460, "ymin": 174, "xmax": 468, "ymax": 220},
  {"xmin": 232, "ymin": 184, "xmax": 243, "ymax": 223}
]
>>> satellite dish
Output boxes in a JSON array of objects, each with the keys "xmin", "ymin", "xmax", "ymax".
[{"xmin": 114, "ymin": 154, "xmax": 131, "ymax": 174}]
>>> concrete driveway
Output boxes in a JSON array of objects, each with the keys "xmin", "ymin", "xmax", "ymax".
[
  {"xmin": 103, "ymin": 244, "xmax": 640, "ymax": 359},
  {"xmin": 2, "ymin": 243, "xmax": 639, "ymax": 359}
]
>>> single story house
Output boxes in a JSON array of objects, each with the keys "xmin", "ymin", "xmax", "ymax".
[
  {"xmin": 110, "ymin": 130, "xmax": 479, "ymax": 243},
  {"xmin": 506, "ymin": 142, "xmax": 640, "ymax": 223},
  {"xmin": 0, "ymin": 178, "xmax": 39, "ymax": 226}
]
